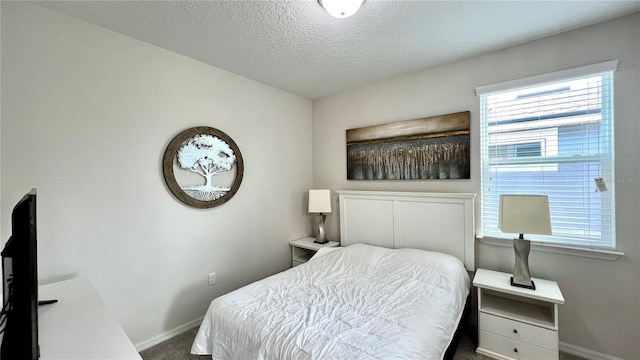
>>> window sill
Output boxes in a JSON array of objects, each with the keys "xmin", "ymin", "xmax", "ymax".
[{"xmin": 477, "ymin": 236, "xmax": 624, "ymax": 260}]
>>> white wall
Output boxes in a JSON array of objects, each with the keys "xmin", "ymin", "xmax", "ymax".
[
  {"xmin": 1, "ymin": 2, "xmax": 313, "ymax": 347},
  {"xmin": 313, "ymin": 13, "xmax": 640, "ymax": 360}
]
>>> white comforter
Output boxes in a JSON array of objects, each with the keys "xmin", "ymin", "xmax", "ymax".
[{"xmin": 191, "ymin": 243, "xmax": 470, "ymax": 360}]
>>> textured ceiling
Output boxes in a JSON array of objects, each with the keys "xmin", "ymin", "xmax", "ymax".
[{"xmin": 34, "ymin": 1, "xmax": 640, "ymax": 99}]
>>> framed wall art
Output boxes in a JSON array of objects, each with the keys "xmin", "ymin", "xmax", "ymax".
[
  {"xmin": 163, "ymin": 126, "xmax": 244, "ymax": 208},
  {"xmin": 346, "ymin": 111, "xmax": 470, "ymax": 180}
]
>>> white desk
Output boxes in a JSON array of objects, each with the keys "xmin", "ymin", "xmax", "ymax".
[{"xmin": 38, "ymin": 277, "xmax": 141, "ymax": 360}]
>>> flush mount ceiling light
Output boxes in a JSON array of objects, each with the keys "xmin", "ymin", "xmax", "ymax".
[{"xmin": 318, "ymin": 0, "xmax": 364, "ymax": 18}]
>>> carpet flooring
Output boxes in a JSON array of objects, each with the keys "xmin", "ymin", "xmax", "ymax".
[{"xmin": 139, "ymin": 325, "xmax": 585, "ymax": 360}]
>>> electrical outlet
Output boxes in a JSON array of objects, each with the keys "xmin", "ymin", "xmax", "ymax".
[{"xmin": 208, "ymin": 272, "xmax": 216, "ymax": 286}]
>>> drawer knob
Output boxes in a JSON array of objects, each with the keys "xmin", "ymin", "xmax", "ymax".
[
  {"xmin": 513, "ymin": 329, "xmax": 518, "ymax": 334},
  {"xmin": 514, "ymin": 348, "xmax": 518, "ymax": 353}
]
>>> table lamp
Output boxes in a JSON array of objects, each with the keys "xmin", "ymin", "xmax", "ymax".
[
  {"xmin": 499, "ymin": 194, "xmax": 552, "ymax": 290},
  {"xmin": 308, "ymin": 189, "xmax": 331, "ymax": 244}
]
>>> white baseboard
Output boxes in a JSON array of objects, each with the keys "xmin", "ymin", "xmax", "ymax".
[
  {"xmin": 135, "ymin": 316, "xmax": 203, "ymax": 352},
  {"xmin": 560, "ymin": 342, "xmax": 624, "ymax": 360}
]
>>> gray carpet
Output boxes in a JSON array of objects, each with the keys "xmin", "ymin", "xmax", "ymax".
[
  {"xmin": 139, "ymin": 327, "xmax": 206, "ymax": 360},
  {"xmin": 139, "ymin": 326, "xmax": 586, "ymax": 360},
  {"xmin": 139, "ymin": 327, "xmax": 494, "ymax": 360}
]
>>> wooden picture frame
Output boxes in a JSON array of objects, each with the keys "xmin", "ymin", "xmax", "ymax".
[{"xmin": 163, "ymin": 126, "xmax": 244, "ymax": 208}]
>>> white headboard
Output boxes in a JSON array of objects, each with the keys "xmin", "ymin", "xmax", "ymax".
[{"xmin": 337, "ymin": 190, "xmax": 476, "ymax": 271}]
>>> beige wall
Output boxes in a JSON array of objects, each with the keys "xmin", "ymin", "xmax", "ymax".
[
  {"xmin": 312, "ymin": 13, "xmax": 640, "ymax": 360},
  {"xmin": 1, "ymin": 2, "xmax": 313, "ymax": 346}
]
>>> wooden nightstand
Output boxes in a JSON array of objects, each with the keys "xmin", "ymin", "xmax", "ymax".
[
  {"xmin": 289, "ymin": 237, "xmax": 339, "ymax": 267},
  {"xmin": 473, "ymin": 268, "xmax": 564, "ymax": 360}
]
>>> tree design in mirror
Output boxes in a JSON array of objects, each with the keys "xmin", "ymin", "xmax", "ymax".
[{"xmin": 163, "ymin": 127, "xmax": 244, "ymax": 208}]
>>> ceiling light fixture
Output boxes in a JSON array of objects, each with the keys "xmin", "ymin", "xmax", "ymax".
[{"xmin": 318, "ymin": 0, "xmax": 364, "ymax": 18}]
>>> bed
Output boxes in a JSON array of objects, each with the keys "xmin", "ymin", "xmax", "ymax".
[{"xmin": 191, "ymin": 190, "xmax": 476, "ymax": 360}]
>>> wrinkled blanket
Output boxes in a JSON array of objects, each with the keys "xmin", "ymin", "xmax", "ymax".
[{"xmin": 191, "ymin": 243, "xmax": 470, "ymax": 360}]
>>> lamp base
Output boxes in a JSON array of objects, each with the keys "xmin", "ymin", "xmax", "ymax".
[
  {"xmin": 314, "ymin": 214, "xmax": 328, "ymax": 244},
  {"xmin": 510, "ymin": 277, "xmax": 536, "ymax": 290},
  {"xmin": 512, "ymin": 237, "xmax": 536, "ymax": 290}
]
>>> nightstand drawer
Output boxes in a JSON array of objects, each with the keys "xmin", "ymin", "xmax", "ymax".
[
  {"xmin": 480, "ymin": 312, "xmax": 558, "ymax": 350},
  {"xmin": 479, "ymin": 331, "xmax": 558, "ymax": 360}
]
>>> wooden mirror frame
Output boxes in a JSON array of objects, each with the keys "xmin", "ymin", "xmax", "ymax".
[{"xmin": 163, "ymin": 126, "xmax": 244, "ymax": 208}]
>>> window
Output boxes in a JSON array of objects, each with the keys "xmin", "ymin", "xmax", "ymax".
[
  {"xmin": 477, "ymin": 61, "xmax": 617, "ymax": 250},
  {"xmin": 488, "ymin": 128, "xmax": 558, "ymax": 172}
]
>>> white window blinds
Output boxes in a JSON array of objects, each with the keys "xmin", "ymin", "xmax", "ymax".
[{"xmin": 477, "ymin": 61, "xmax": 617, "ymax": 250}]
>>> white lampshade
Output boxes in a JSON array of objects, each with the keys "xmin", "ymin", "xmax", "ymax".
[
  {"xmin": 318, "ymin": 0, "xmax": 364, "ymax": 18},
  {"xmin": 499, "ymin": 195, "xmax": 552, "ymax": 236},
  {"xmin": 308, "ymin": 189, "xmax": 332, "ymax": 214}
]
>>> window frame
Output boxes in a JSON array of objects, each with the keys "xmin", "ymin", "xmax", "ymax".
[{"xmin": 476, "ymin": 60, "xmax": 621, "ymax": 258}]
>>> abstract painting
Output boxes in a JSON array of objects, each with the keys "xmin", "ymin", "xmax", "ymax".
[{"xmin": 347, "ymin": 111, "xmax": 470, "ymax": 180}]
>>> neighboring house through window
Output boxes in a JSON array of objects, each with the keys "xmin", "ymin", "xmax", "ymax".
[{"xmin": 477, "ymin": 61, "xmax": 617, "ymax": 250}]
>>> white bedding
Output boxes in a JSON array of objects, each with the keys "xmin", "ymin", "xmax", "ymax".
[{"xmin": 191, "ymin": 243, "xmax": 470, "ymax": 360}]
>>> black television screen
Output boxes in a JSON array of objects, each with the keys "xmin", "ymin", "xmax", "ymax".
[{"xmin": 1, "ymin": 189, "xmax": 39, "ymax": 359}]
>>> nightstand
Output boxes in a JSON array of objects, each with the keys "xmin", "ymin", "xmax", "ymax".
[
  {"xmin": 289, "ymin": 237, "xmax": 339, "ymax": 267},
  {"xmin": 473, "ymin": 268, "xmax": 564, "ymax": 360}
]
